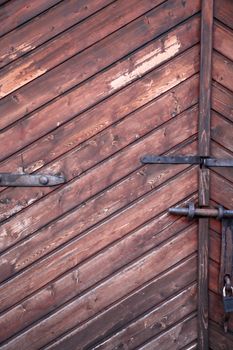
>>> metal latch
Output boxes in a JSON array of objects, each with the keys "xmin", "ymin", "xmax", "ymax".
[
  {"xmin": 0, "ymin": 173, "xmax": 65, "ymax": 187},
  {"xmin": 168, "ymin": 202, "xmax": 233, "ymax": 333},
  {"xmin": 141, "ymin": 155, "xmax": 233, "ymax": 168}
]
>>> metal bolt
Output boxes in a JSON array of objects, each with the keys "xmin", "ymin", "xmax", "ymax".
[{"xmin": 39, "ymin": 176, "xmax": 49, "ymax": 185}]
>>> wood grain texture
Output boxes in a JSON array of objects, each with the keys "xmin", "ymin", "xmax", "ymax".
[
  {"xmin": 0, "ymin": 214, "xmax": 195, "ymax": 343},
  {"xmin": 213, "ymin": 51, "xmax": 233, "ymax": 93},
  {"xmin": 0, "ymin": 167, "xmax": 198, "ymax": 314},
  {"xmin": 0, "ymin": 0, "xmax": 63, "ymax": 37},
  {"xmin": 0, "ymin": 226, "xmax": 197, "ymax": 349},
  {"xmin": 0, "ymin": 0, "xmax": 200, "ymax": 129},
  {"xmin": 214, "ymin": 21, "xmax": 233, "ymax": 62},
  {"xmin": 0, "ymin": 107, "xmax": 198, "ymax": 255},
  {"xmin": 0, "ymin": 45, "xmax": 199, "ymax": 161},
  {"xmin": 198, "ymin": 0, "xmax": 213, "ymax": 157},
  {"xmin": 44, "ymin": 255, "xmax": 197, "ymax": 350},
  {"xmin": 0, "ymin": 11, "xmax": 200, "ymax": 100},
  {"xmin": 0, "ymin": 75, "xmax": 199, "ymax": 222},
  {"xmin": 214, "ymin": 0, "xmax": 233, "ymax": 30},
  {"xmin": 0, "ymin": 0, "xmax": 202, "ymax": 348},
  {"xmin": 0, "ymin": 0, "xmax": 116, "ymax": 68},
  {"xmin": 135, "ymin": 315, "xmax": 197, "ymax": 350},
  {"xmin": 90, "ymin": 284, "xmax": 197, "ymax": 350},
  {"xmin": 212, "ymin": 82, "xmax": 233, "ymax": 122},
  {"xmin": 198, "ymin": 1, "xmax": 213, "ymax": 348}
]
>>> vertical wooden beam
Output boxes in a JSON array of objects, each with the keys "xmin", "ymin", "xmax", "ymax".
[{"xmin": 198, "ymin": 0, "xmax": 213, "ymax": 349}]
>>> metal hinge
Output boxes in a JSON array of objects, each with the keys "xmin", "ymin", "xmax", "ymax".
[
  {"xmin": 0, "ymin": 173, "xmax": 66, "ymax": 187},
  {"xmin": 141, "ymin": 155, "xmax": 233, "ymax": 168}
]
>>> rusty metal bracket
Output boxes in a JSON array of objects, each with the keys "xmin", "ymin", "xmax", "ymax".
[
  {"xmin": 0, "ymin": 173, "xmax": 66, "ymax": 187},
  {"xmin": 141, "ymin": 155, "xmax": 233, "ymax": 168}
]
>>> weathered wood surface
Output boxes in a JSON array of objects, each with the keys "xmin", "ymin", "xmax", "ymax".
[
  {"xmin": 209, "ymin": 1, "xmax": 233, "ymax": 343},
  {"xmin": 197, "ymin": 1, "xmax": 213, "ymax": 348},
  {"xmin": 0, "ymin": 0, "xmax": 203, "ymax": 348}
]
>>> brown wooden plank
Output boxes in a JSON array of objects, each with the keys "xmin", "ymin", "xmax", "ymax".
[
  {"xmin": 198, "ymin": 0, "xmax": 213, "ymax": 157},
  {"xmin": 133, "ymin": 315, "xmax": 197, "ymax": 350},
  {"xmin": 0, "ymin": 140, "xmax": 197, "ymax": 284},
  {"xmin": 214, "ymin": 0, "xmax": 233, "ymax": 30},
  {"xmin": 213, "ymin": 51, "xmax": 233, "ymax": 93},
  {"xmin": 0, "ymin": 216, "xmax": 194, "ymax": 343},
  {"xmin": 0, "ymin": 0, "xmax": 117, "ymax": 68},
  {"xmin": 212, "ymin": 82, "xmax": 233, "ymax": 122},
  {"xmin": 90, "ymin": 285, "xmax": 197, "ymax": 350},
  {"xmin": 0, "ymin": 76, "xmax": 199, "ymax": 226},
  {"xmin": 0, "ymin": 226, "xmax": 197, "ymax": 349},
  {"xmin": 209, "ymin": 229, "xmax": 221, "ymax": 264},
  {"xmin": 0, "ymin": 0, "xmax": 170, "ymax": 99},
  {"xmin": 0, "ymin": 4, "xmax": 201, "ymax": 131},
  {"xmin": 209, "ymin": 259, "xmax": 219, "ymax": 295},
  {"xmin": 43, "ymin": 255, "xmax": 197, "ymax": 350},
  {"xmin": 0, "ymin": 166, "xmax": 198, "ymax": 314},
  {"xmin": 0, "ymin": 45, "xmax": 199, "ymax": 163},
  {"xmin": 198, "ymin": 1, "xmax": 213, "ymax": 348},
  {"xmin": 211, "ymin": 111, "xmax": 233, "ymax": 153},
  {"xmin": 214, "ymin": 21, "xmax": 233, "ymax": 62},
  {"xmin": 0, "ymin": 107, "xmax": 198, "ymax": 257},
  {"xmin": 211, "ymin": 141, "xmax": 233, "ymax": 184},
  {"xmin": 0, "ymin": 75, "xmax": 199, "ymax": 222},
  {"xmin": 0, "ymin": 13, "xmax": 200, "ymax": 111},
  {"xmin": 211, "ymin": 172, "xmax": 233, "ymax": 210},
  {"xmin": 0, "ymin": 0, "xmax": 63, "ymax": 37},
  {"xmin": 198, "ymin": 217, "xmax": 209, "ymax": 349}
]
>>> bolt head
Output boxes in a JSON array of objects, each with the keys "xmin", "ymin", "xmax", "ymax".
[{"xmin": 39, "ymin": 176, "xmax": 49, "ymax": 185}]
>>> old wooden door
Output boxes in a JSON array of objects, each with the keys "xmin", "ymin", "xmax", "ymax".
[{"xmin": 0, "ymin": 0, "xmax": 232, "ymax": 349}]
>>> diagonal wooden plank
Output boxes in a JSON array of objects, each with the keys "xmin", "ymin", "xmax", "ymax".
[
  {"xmin": 134, "ymin": 315, "xmax": 197, "ymax": 350},
  {"xmin": 0, "ymin": 0, "xmax": 64, "ymax": 37},
  {"xmin": 214, "ymin": 20, "xmax": 233, "ymax": 62},
  {"xmin": 0, "ymin": 225, "xmax": 197, "ymax": 349},
  {"xmin": 0, "ymin": 0, "xmax": 200, "ymax": 123},
  {"xmin": 214, "ymin": 0, "xmax": 233, "ymax": 30},
  {"xmin": 43, "ymin": 255, "xmax": 197, "ymax": 350},
  {"xmin": 0, "ymin": 0, "xmax": 169, "ymax": 98},
  {"xmin": 0, "ymin": 75, "xmax": 199, "ymax": 221},
  {"xmin": 90, "ymin": 284, "xmax": 197, "ymax": 350},
  {"xmin": 1, "ymin": 76, "xmax": 198, "ymax": 212},
  {"xmin": 211, "ymin": 111, "xmax": 233, "ymax": 153},
  {"xmin": 0, "ymin": 13, "xmax": 200, "ymax": 107},
  {"xmin": 0, "ymin": 0, "xmax": 120, "ymax": 68},
  {"xmin": 213, "ymin": 51, "xmax": 233, "ymax": 93},
  {"xmin": 211, "ymin": 141, "xmax": 233, "ymax": 184},
  {"xmin": 0, "ymin": 166, "xmax": 198, "ymax": 314},
  {"xmin": 210, "ymin": 172, "xmax": 233, "ymax": 210},
  {"xmin": 212, "ymin": 81, "xmax": 233, "ymax": 122},
  {"xmin": 0, "ymin": 107, "xmax": 198, "ymax": 254},
  {"xmin": 0, "ymin": 140, "xmax": 198, "ymax": 283},
  {"xmin": 0, "ymin": 214, "xmax": 194, "ymax": 343}
]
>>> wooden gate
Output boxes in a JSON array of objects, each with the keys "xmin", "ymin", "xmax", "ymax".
[{"xmin": 0, "ymin": 0, "xmax": 232, "ymax": 349}]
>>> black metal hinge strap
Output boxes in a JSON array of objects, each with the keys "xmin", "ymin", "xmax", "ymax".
[
  {"xmin": 0, "ymin": 173, "xmax": 66, "ymax": 187},
  {"xmin": 141, "ymin": 155, "xmax": 233, "ymax": 168}
]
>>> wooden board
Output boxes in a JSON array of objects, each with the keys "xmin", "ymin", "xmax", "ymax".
[{"xmin": 1, "ymin": 0, "xmax": 233, "ymax": 348}]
